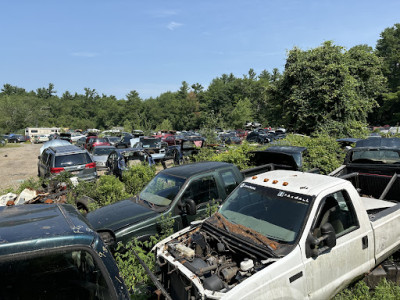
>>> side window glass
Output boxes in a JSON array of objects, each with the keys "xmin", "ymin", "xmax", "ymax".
[
  {"xmin": 41, "ymin": 151, "xmax": 49, "ymax": 164},
  {"xmin": 183, "ymin": 175, "xmax": 219, "ymax": 205},
  {"xmin": 314, "ymin": 190, "xmax": 359, "ymax": 238},
  {"xmin": 219, "ymin": 170, "xmax": 239, "ymax": 195},
  {"xmin": 47, "ymin": 154, "xmax": 54, "ymax": 166},
  {"xmin": 0, "ymin": 249, "xmax": 113, "ymax": 299}
]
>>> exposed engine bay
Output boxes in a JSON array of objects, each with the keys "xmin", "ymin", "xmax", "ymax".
[{"xmin": 157, "ymin": 222, "xmax": 279, "ymax": 299}]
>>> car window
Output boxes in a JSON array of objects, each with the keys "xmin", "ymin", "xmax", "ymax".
[
  {"xmin": 95, "ymin": 138, "xmax": 107, "ymax": 143},
  {"xmin": 94, "ymin": 148, "xmax": 114, "ymax": 156},
  {"xmin": 55, "ymin": 153, "xmax": 91, "ymax": 167},
  {"xmin": 219, "ymin": 170, "xmax": 239, "ymax": 195},
  {"xmin": 313, "ymin": 190, "xmax": 359, "ymax": 238},
  {"xmin": 41, "ymin": 151, "xmax": 49, "ymax": 164},
  {"xmin": 183, "ymin": 175, "xmax": 219, "ymax": 205},
  {"xmin": 0, "ymin": 249, "xmax": 113, "ymax": 299}
]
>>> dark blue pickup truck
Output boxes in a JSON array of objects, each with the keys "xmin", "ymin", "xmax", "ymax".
[{"xmin": 0, "ymin": 204, "xmax": 130, "ymax": 299}]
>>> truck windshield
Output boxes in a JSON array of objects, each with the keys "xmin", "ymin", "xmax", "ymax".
[
  {"xmin": 219, "ymin": 183, "xmax": 312, "ymax": 243},
  {"xmin": 351, "ymin": 149, "xmax": 400, "ymax": 164},
  {"xmin": 140, "ymin": 173, "xmax": 185, "ymax": 206}
]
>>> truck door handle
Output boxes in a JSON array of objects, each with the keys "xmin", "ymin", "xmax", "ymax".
[
  {"xmin": 289, "ymin": 271, "xmax": 303, "ymax": 283},
  {"xmin": 362, "ymin": 236, "xmax": 368, "ymax": 249}
]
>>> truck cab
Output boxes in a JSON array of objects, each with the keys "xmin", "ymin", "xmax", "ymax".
[
  {"xmin": 87, "ymin": 162, "xmax": 245, "ymax": 246},
  {"xmin": 154, "ymin": 170, "xmax": 400, "ymax": 299}
]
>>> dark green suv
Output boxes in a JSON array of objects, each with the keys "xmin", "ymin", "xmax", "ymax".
[{"xmin": 0, "ymin": 204, "xmax": 129, "ymax": 299}]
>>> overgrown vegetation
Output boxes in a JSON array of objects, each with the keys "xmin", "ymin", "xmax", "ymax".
[
  {"xmin": 193, "ymin": 141, "xmax": 257, "ymax": 170},
  {"xmin": 335, "ymin": 279, "xmax": 400, "ymax": 300},
  {"xmin": 272, "ymin": 133, "xmax": 347, "ymax": 174},
  {"xmin": 193, "ymin": 134, "xmax": 346, "ymax": 174},
  {"xmin": 122, "ymin": 164, "xmax": 156, "ymax": 195},
  {"xmin": 114, "ymin": 213, "xmax": 175, "ymax": 297}
]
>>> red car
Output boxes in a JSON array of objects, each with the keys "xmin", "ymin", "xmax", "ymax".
[
  {"xmin": 84, "ymin": 136, "xmax": 97, "ymax": 149},
  {"xmin": 162, "ymin": 134, "xmax": 176, "ymax": 146},
  {"xmin": 236, "ymin": 129, "xmax": 248, "ymax": 139},
  {"xmin": 87, "ymin": 137, "xmax": 110, "ymax": 152}
]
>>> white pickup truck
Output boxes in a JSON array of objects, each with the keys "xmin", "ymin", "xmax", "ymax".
[{"xmin": 153, "ymin": 170, "xmax": 400, "ymax": 299}]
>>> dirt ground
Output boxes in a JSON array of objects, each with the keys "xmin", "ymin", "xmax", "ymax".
[
  {"xmin": 0, "ymin": 143, "xmax": 42, "ymax": 191},
  {"xmin": 0, "ymin": 143, "xmax": 173, "ymax": 192}
]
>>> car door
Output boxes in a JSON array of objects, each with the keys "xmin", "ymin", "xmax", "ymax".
[
  {"xmin": 302, "ymin": 189, "xmax": 374, "ymax": 299},
  {"xmin": 45, "ymin": 153, "xmax": 54, "ymax": 177},
  {"xmin": 179, "ymin": 174, "xmax": 221, "ymax": 226},
  {"xmin": 40, "ymin": 150, "xmax": 52, "ymax": 177}
]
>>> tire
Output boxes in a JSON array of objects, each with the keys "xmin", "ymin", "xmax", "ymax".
[{"xmin": 75, "ymin": 196, "xmax": 95, "ymax": 214}]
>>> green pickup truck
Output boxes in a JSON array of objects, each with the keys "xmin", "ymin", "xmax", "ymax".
[{"xmin": 87, "ymin": 161, "xmax": 272, "ymax": 247}]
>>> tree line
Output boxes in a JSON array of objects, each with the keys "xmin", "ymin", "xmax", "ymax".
[{"xmin": 1, "ymin": 23, "xmax": 399, "ymax": 137}]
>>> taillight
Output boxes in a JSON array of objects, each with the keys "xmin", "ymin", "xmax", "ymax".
[
  {"xmin": 50, "ymin": 167, "xmax": 65, "ymax": 174},
  {"xmin": 85, "ymin": 162, "xmax": 96, "ymax": 169}
]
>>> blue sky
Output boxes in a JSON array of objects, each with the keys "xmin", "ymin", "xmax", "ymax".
[{"xmin": 1, "ymin": 0, "xmax": 399, "ymax": 99}]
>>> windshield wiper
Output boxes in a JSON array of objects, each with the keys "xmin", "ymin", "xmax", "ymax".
[
  {"xmin": 242, "ymin": 229, "xmax": 277, "ymax": 253},
  {"xmin": 215, "ymin": 213, "xmax": 230, "ymax": 233}
]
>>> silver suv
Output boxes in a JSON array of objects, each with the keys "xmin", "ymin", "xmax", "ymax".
[{"xmin": 38, "ymin": 145, "xmax": 97, "ymax": 181}]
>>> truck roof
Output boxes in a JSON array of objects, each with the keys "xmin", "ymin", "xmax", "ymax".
[
  {"xmin": 162, "ymin": 161, "xmax": 234, "ymax": 179},
  {"xmin": 0, "ymin": 204, "xmax": 96, "ymax": 255},
  {"xmin": 244, "ymin": 170, "xmax": 346, "ymax": 196}
]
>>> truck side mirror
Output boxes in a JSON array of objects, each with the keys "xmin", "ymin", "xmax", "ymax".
[
  {"xmin": 305, "ymin": 223, "xmax": 336, "ymax": 258},
  {"xmin": 185, "ymin": 199, "xmax": 197, "ymax": 216},
  {"xmin": 321, "ymin": 222, "xmax": 336, "ymax": 248}
]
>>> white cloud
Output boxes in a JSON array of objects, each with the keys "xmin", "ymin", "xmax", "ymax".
[
  {"xmin": 154, "ymin": 9, "xmax": 178, "ymax": 17},
  {"xmin": 167, "ymin": 21, "xmax": 183, "ymax": 31},
  {"xmin": 70, "ymin": 52, "xmax": 99, "ymax": 58}
]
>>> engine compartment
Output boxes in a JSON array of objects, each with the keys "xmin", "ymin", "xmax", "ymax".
[{"xmin": 158, "ymin": 225, "xmax": 277, "ymax": 296}]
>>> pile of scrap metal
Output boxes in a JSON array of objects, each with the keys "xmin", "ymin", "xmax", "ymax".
[{"xmin": 0, "ymin": 183, "xmax": 69, "ymax": 207}]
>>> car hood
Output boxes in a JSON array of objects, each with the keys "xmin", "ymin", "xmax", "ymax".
[{"xmin": 86, "ymin": 199, "xmax": 158, "ymax": 232}]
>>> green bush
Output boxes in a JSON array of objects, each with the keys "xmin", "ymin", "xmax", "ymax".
[
  {"xmin": 114, "ymin": 213, "xmax": 174, "ymax": 296},
  {"xmin": 335, "ymin": 279, "xmax": 400, "ymax": 300},
  {"xmin": 193, "ymin": 142, "xmax": 257, "ymax": 170},
  {"xmin": 122, "ymin": 164, "xmax": 156, "ymax": 195},
  {"xmin": 68, "ymin": 175, "xmax": 131, "ymax": 210},
  {"xmin": 95, "ymin": 175, "xmax": 131, "ymax": 207}
]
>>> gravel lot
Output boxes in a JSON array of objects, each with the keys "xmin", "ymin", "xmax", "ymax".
[{"xmin": 0, "ymin": 143, "xmax": 42, "ymax": 191}]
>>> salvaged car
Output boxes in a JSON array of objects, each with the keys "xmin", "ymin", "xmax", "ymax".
[
  {"xmin": 105, "ymin": 148, "xmax": 155, "ymax": 178},
  {"xmin": 91, "ymin": 145, "xmax": 116, "ymax": 170},
  {"xmin": 87, "ymin": 162, "xmax": 273, "ymax": 247},
  {"xmin": 0, "ymin": 204, "xmax": 129, "ymax": 299},
  {"xmin": 131, "ymin": 136, "xmax": 167, "ymax": 161},
  {"xmin": 330, "ymin": 137, "xmax": 400, "ymax": 200},
  {"xmin": 6, "ymin": 134, "xmax": 29, "ymax": 143},
  {"xmin": 153, "ymin": 170, "xmax": 400, "ymax": 299},
  {"xmin": 38, "ymin": 145, "xmax": 97, "ymax": 181},
  {"xmin": 246, "ymin": 131, "xmax": 273, "ymax": 144},
  {"xmin": 249, "ymin": 146, "xmax": 308, "ymax": 171},
  {"xmin": 87, "ymin": 137, "xmax": 110, "ymax": 152}
]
